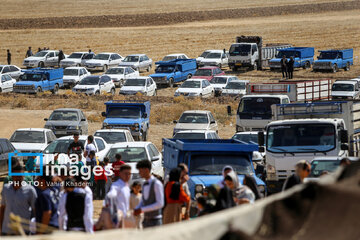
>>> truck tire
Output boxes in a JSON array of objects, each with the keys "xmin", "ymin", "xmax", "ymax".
[
  {"xmin": 110, "ymin": 88, "xmax": 115, "ymax": 95},
  {"xmin": 332, "ymin": 64, "xmax": 338, "ymax": 73},
  {"xmin": 303, "ymin": 61, "xmax": 311, "ymax": 69},
  {"xmin": 37, "ymin": 87, "xmax": 42, "ymax": 93},
  {"xmin": 233, "ymin": 66, "xmax": 238, "ymax": 71},
  {"xmin": 38, "ymin": 62, "xmax": 45, "ymax": 68},
  {"xmin": 52, "ymin": 84, "xmax": 59, "ymax": 94},
  {"xmin": 187, "ymin": 74, "xmax": 192, "ymax": 79},
  {"xmin": 153, "ymin": 90, "xmax": 157, "ymax": 96},
  {"xmin": 344, "ymin": 62, "xmax": 350, "ymax": 71},
  {"xmin": 169, "ymin": 78, "xmax": 174, "ymax": 88}
]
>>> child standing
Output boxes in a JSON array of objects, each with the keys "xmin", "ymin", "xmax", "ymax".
[
  {"xmin": 130, "ymin": 181, "xmax": 143, "ymax": 229},
  {"xmin": 95, "ymin": 161, "xmax": 107, "ymax": 200}
]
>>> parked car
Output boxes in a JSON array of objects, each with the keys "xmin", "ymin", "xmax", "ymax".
[
  {"xmin": 104, "ymin": 142, "xmax": 163, "ymax": 179},
  {"xmin": 313, "ymin": 49, "xmax": 353, "ymax": 72},
  {"xmin": 63, "ymin": 67, "xmax": 91, "ymax": 88},
  {"xmin": 94, "ymin": 129, "xmax": 135, "ymax": 145},
  {"xmin": 173, "ymin": 110, "xmax": 218, "ymax": 135},
  {"xmin": 174, "ymin": 79, "xmax": 214, "ymax": 97},
  {"xmin": 39, "ymin": 135, "xmax": 109, "ymax": 167},
  {"xmin": 119, "ymin": 54, "xmax": 152, "ymax": 72},
  {"xmin": 23, "ymin": 50, "xmax": 64, "ymax": 68},
  {"xmin": 0, "ymin": 65, "xmax": 22, "ymax": 80},
  {"xmin": 119, "ymin": 77, "xmax": 157, "ymax": 96},
  {"xmin": 60, "ymin": 52, "xmax": 95, "ymax": 68},
  {"xmin": 73, "ymin": 75, "xmax": 116, "ymax": 95},
  {"xmin": 196, "ymin": 50, "xmax": 213, "ymax": 66},
  {"xmin": 221, "ymin": 80, "xmax": 249, "ymax": 97},
  {"xmin": 331, "ymin": 80, "xmax": 360, "ymax": 100},
  {"xmin": 232, "ymin": 131, "xmax": 265, "ymax": 162},
  {"xmin": 104, "ymin": 66, "xmax": 139, "ymax": 87},
  {"xmin": 210, "ymin": 75, "xmax": 239, "ymax": 96},
  {"xmin": 44, "ymin": 108, "xmax": 89, "ymax": 137},
  {"xmin": 173, "ymin": 130, "xmax": 220, "ymax": 139},
  {"xmin": 0, "ymin": 74, "xmax": 16, "ymax": 92},
  {"xmin": 191, "ymin": 66, "xmax": 225, "ymax": 81},
  {"xmin": 162, "ymin": 54, "xmax": 189, "ymax": 61},
  {"xmin": 0, "ymin": 138, "xmax": 16, "ymax": 174},
  {"xmin": 10, "ymin": 128, "xmax": 57, "ymax": 154},
  {"xmin": 85, "ymin": 52, "xmax": 123, "ymax": 71},
  {"xmin": 198, "ymin": 50, "xmax": 228, "ymax": 68}
]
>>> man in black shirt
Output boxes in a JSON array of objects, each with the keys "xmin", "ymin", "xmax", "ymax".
[
  {"xmin": 282, "ymin": 160, "xmax": 311, "ymax": 191},
  {"xmin": 25, "ymin": 47, "xmax": 33, "ymax": 58},
  {"xmin": 67, "ymin": 133, "xmax": 84, "ymax": 162},
  {"xmin": 280, "ymin": 55, "xmax": 288, "ymax": 79},
  {"xmin": 287, "ymin": 56, "xmax": 294, "ymax": 79},
  {"xmin": 7, "ymin": 50, "xmax": 11, "ymax": 65}
]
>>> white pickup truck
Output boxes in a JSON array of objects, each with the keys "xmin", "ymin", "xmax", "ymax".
[{"xmin": 259, "ymin": 101, "xmax": 360, "ymax": 193}]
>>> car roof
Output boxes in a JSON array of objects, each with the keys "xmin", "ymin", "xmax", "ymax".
[
  {"xmin": 70, "ymin": 52, "xmax": 88, "ymax": 54},
  {"xmin": 205, "ymin": 50, "xmax": 224, "ymax": 53},
  {"xmin": 182, "ymin": 110, "xmax": 210, "ymax": 114},
  {"xmin": 97, "ymin": 52, "xmax": 117, "ymax": 55},
  {"xmin": 175, "ymin": 130, "xmax": 216, "ymax": 134},
  {"xmin": 203, "ymin": 50, "xmax": 220, "ymax": 52},
  {"xmin": 228, "ymin": 80, "xmax": 250, "ymax": 83},
  {"xmin": 333, "ymin": 81, "xmax": 357, "ymax": 85},
  {"xmin": 127, "ymin": 76, "xmax": 149, "ymax": 80},
  {"xmin": 198, "ymin": 66, "xmax": 219, "ymax": 69},
  {"xmin": 15, "ymin": 128, "xmax": 49, "ymax": 132},
  {"xmin": 126, "ymin": 54, "xmax": 146, "ymax": 57},
  {"xmin": 95, "ymin": 129, "xmax": 130, "ymax": 133},
  {"xmin": 110, "ymin": 141, "xmax": 151, "ymax": 148},
  {"xmin": 166, "ymin": 53, "xmax": 186, "ymax": 56},
  {"xmin": 53, "ymin": 108, "xmax": 81, "ymax": 112},
  {"xmin": 186, "ymin": 78, "xmax": 206, "ymax": 82},
  {"xmin": 0, "ymin": 65, "xmax": 18, "ymax": 67},
  {"xmin": 64, "ymin": 67, "xmax": 85, "ymax": 70}
]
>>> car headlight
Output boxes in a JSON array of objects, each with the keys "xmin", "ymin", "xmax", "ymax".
[{"xmin": 67, "ymin": 126, "xmax": 79, "ymax": 130}]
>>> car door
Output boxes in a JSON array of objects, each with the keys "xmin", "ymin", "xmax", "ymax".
[
  {"xmin": 6, "ymin": 75, "xmax": 15, "ymax": 92},
  {"xmin": 202, "ymin": 80, "xmax": 210, "ymax": 96},
  {"xmin": 45, "ymin": 52, "xmax": 55, "ymax": 66},
  {"xmin": 112, "ymin": 54, "xmax": 122, "ymax": 66},
  {"xmin": 99, "ymin": 76, "xmax": 108, "ymax": 93},
  {"xmin": 124, "ymin": 68, "xmax": 130, "ymax": 80},
  {"xmin": 145, "ymin": 78, "xmax": 151, "ymax": 95},
  {"xmin": 94, "ymin": 137, "xmax": 107, "ymax": 161},
  {"xmin": 138, "ymin": 56, "xmax": 145, "ymax": 70},
  {"xmin": 0, "ymin": 75, "xmax": 7, "ymax": 92},
  {"xmin": 9, "ymin": 66, "xmax": 21, "ymax": 80},
  {"xmin": 221, "ymin": 53, "xmax": 228, "ymax": 66},
  {"xmin": 150, "ymin": 78, "xmax": 156, "ymax": 95},
  {"xmin": 2, "ymin": 67, "xmax": 11, "ymax": 78}
]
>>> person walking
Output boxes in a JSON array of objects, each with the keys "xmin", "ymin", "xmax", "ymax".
[
  {"xmin": 6, "ymin": 50, "xmax": 11, "ymax": 65},
  {"xmin": 84, "ymin": 135, "xmax": 96, "ymax": 166},
  {"xmin": 282, "ymin": 160, "xmax": 311, "ymax": 191},
  {"xmin": 280, "ymin": 55, "xmax": 288, "ymax": 79},
  {"xmin": 287, "ymin": 56, "xmax": 294, "ymax": 79},
  {"xmin": 25, "ymin": 47, "xmax": 33, "ymax": 58},
  {"xmin": 95, "ymin": 161, "xmax": 107, "ymax": 200},
  {"xmin": 103, "ymin": 157, "xmax": 112, "ymax": 193},
  {"xmin": 163, "ymin": 168, "xmax": 190, "ymax": 224},
  {"xmin": 58, "ymin": 50, "xmax": 65, "ymax": 67},
  {"xmin": 0, "ymin": 160, "xmax": 38, "ymax": 235},
  {"xmin": 134, "ymin": 160, "xmax": 164, "ymax": 228}
]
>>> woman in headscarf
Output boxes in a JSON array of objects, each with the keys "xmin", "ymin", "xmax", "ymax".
[
  {"xmin": 163, "ymin": 167, "xmax": 190, "ymax": 224},
  {"xmin": 217, "ymin": 165, "xmax": 234, "ymax": 188},
  {"xmin": 224, "ymin": 171, "xmax": 256, "ymax": 205}
]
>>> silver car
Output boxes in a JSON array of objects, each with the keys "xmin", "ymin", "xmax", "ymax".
[
  {"xmin": 119, "ymin": 54, "xmax": 152, "ymax": 72},
  {"xmin": 0, "ymin": 65, "xmax": 22, "ymax": 80}
]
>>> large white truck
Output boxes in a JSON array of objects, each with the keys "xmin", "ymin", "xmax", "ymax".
[
  {"xmin": 228, "ymin": 36, "xmax": 291, "ymax": 71},
  {"xmin": 258, "ymin": 101, "xmax": 360, "ymax": 193}
]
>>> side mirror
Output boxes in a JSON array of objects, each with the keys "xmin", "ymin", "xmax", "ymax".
[
  {"xmin": 101, "ymin": 112, "xmax": 106, "ymax": 117},
  {"xmin": 210, "ymin": 120, "xmax": 216, "ymax": 124},
  {"xmin": 142, "ymin": 113, "xmax": 148, "ymax": 118},
  {"xmin": 173, "ymin": 120, "xmax": 178, "ymax": 124},
  {"xmin": 341, "ymin": 143, "xmax": 349, "ymax": 151},
  {"xmin": 258, "ymin": 131, "xmax": 265, "ymax": 146},
  {"xmin": 339, "ymin": 129, "xmax": 348, "ymax": 143},
  {"xmin": 44, "ymin": 118, "xmax": 48, "ymax": 121},
  {"xmin": 81, "ymin": 118, "xmax": 86, "ymax": 121},
  {"xmin": 227, "ymin": 106, "xmax": 232, "ymax": 116},
  {"xmin": 151, "ymin": 156, "xmax": 160, "ymax": 161}
]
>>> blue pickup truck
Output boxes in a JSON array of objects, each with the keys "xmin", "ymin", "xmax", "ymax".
[
  {"xmin": 313, "ymin": 49, "xmax": 353, "ymax": 73},
  {"xmin": 13, "ymin": 68, "xmax": 63, "ymax": 94},
  {"xmin": 269, "ymin": 47, "xmax": 315, "ymax": 70},
  {"xmin": 150, "ymin": 59, "xmax": 197, "ymax": 88},
  {"xmin": 163, "ymin": 138, "xmax": 266, "ymax": 199},
  {"xmin": 101, "ymin": 100, "xmax": 151, "ymax": 141}
]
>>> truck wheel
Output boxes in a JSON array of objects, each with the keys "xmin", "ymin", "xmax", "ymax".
[
  {"xmin": 233, "ymin": 66, "xmax": 238, "ymax": 71},
  {"xmin": 187, "ymin": 74, "xmax": 192, "ymax": 79},
  {"xmin": 147, "ymin": 66, "xmax": 151, "ymax": 72},
  {"xmin": 110, "ymin": 88, "xmax": 115, "ymax": 95},
  {"xmin": 37, "ymin": 87, "xmax": 42, "ymax": 93},
  {"xmin": 169, "ymin": 78, "xmax": 174, "ymax": 88},
  {"xmin": 52, "ymin": 84, "xmax": 59, "ymax": 94},
  {"xmin": 344, "ymin": 62, "xmax": 350, "ymax": 71},
  {"xmin": 332, "ymin": 64, "xmax": 338, "ymax": 73},
  {"xmin": 103, "ymin": 65, "xmax": 108, "ymax": 72},
  {"xmin": 38, "ymin": 62, "xmax": 45, "ymax": 68},
  {"xmin": 303, "ymin": 61, "xmax": 310, "ymax": 69}
]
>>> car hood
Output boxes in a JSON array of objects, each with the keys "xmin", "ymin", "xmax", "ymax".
[
  {"xmin": 104, "ymin": 118, "xmax": 143, "ymax": 125},
  {"xmin": 61, "ymin": 59, "xmax": 80, "ymax": 63},
  {"xmin": 74, "ymin": 84, "xmax": 98, "ymax": 89},
  {"xmin": 106, "ymin": 74, "xmax": 124, "ymax": 79},
  {"xmin": 201, "ymin": 59, "xmax": 220, "ymax": 63},
  {"xmin": 12, "ymin": 142, "xmax": 47, "ymax": 152},
  {"xmin": 192, "ymin": 76, "xmax": 212, "ymax": 80},
  {"xmin": 175, "ymin": 123, "xmax": 209, "ymax": 130},
  {"xmin": 86, "ymin": 59, "xmax": 108, "ymax": 64},
  {"xmin": 24, "ymin": 56, "xmax": 44, "ymax": 61},
  {"xmin": 331, "ymin": 91, "xmax": 355, "ymax": 97},
  {"xmin": 211, "ymin": 84, "xmax": 227, "ymax": 89},
  {"xmin": 121, "ymin": 86, "xmax": 145, "ymax": 92},
  {"xmin": 176, "ymin": 88, "xmax": 201, "ymax": 94},
  {"xmin": 63, "ymin": 76, "xmax": 79, "ymax": 80},
  {"xmin": 14, "ymin": 81, "xmax": 39, "ymax": 86},
  {"xmin": 150, "ymin": 73, "xmax": 170, "ymax": 78},
  {"xmin": 119, "ymin": 62, "xmax": 138, "ymax": 67},
  {"xmin": 45, "ymin": 120, "xmax": 79, "ymax": 127}
]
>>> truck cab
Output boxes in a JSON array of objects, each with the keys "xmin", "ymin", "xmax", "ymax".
[
  {"xmin": 101, "ymin": 100, "xmax": 151, "ymax": 141},
  {"xmin": 236, "ymin": 95, "xmax": 290, "ymax": 132},
  {"xmin": 331, "ymin": 80, "xmax": 360, "ymax": 100},
  {"xmin": 269, "ymin": 47, "xmax": 314, "ymax": 70},
  {"xmin": 229, "ymin": 43, "xmax": 258, "ymax": 70},
  {"xmin": 313, "ymin": 49, "xmax": 353, "ymax": 72}
]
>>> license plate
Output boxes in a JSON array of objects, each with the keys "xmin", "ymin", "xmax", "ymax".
[{"xmin": 236, "ymin": 63, "xmax": 242, "ymax": 66}]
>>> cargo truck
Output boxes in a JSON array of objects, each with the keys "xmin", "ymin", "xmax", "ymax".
[
  {"xmin": 269, "ymin": 47, "xmax": 315, "ymax": 70},
  {"xmin": 331, "ymin": 80, "xmax": 360, "ymax": 100},
  {"xmin": 228, "ymin": 36, "xmax": 291, "ymax": 71},
  {"xmin": 313, "ymin": 49, "xmax": 353, "ymax": 72},
  {"xmin": 258, "ymin": 101, "xmax": 360, "ymax": 193}
]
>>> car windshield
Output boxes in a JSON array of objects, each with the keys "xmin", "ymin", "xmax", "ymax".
[
  {"xmin": 49, "ymin": 111, "xmax": 78, "ymax": 121},
  {"xmin": 79, "ymin": 76, "xmax": 100, "ymax": 85},
  {"xmin": 238, "ymin": 97, "xmax": 280, "ymax": 120},
  {"xmin": 194, "ymin": 69, "xmax": 212, "ymax": 76},
  {"xmin": 189, "ymin": 154, "xmax": 253, "ymax": 175},
  {"xmin": 20, "ymin": 73, "xmax": 45, "ymax": 81},
  {"xmin": 107, "ymin": 107, "xmax": 141, "ymax": 118},
  {"xmin": 64, "ymin": 69, "xmax": 79, "ymax": 76},
  {"xmin": 205, "ymin": 53, "xmax": 221, "ymax": 59},
  {"xmin": 332, "ymin": 83, "xmax": 354, "ymax": 92},
  {"xmin": 10, "ymin": 131, "xmax": 45, "ymax": 143},
  {"xmin": 200, "ymin": 51, "xmax": 210, "ymax": 58},
  {"xmin": 179, "ymin": 113, "xmax": 208, "ymax": 123},
  {"xmin": 44, "ymin": 139, "xmax": 86, "ymax": 154},
  {"xmin": 180, "ymin": 81, "xmax": 200, "ymax": 88},
  {"xmin": 210, "ymin": 77, "xmax": 228, "ymax": 84},
  {"xmin": 106, "ymin": 147, "xmax": 147, "ymax": 163},
  {"xmin": 318, "ymin": 52, "xmax": 339, "ymax": 60},
  {"xmin": 94, "ymin": 54, "xmax": 110, "ymax": 60},
  {"xmin": 162, "ymin": 56, "xmax": 177, "ymax": 61},
  {"xmin": 267, "ymin": 124, "xmax": 336, "ymax": 153},
  {"xmin": 276, "ymin": 51, "xmax": 299, "ymax": 58},
  {"xmin": 123, "ymin": 56, "xmax": 139, "ymax": 62},
  {"xmin": 94, "ymin": 132, "xmax": 126, "ymax": 144},
  {"xmin": 225, "ymin": 82, "xmax": 246, "ymax": 89},
  {"xmin": 156, "ymin": 65, "xmax": 175, "ymax": 73},
  {"xmin": 68, "ymin": 53, "xmax": 83, "ymax": 59},
  {"xmin": 232, "ymin": 134, "xmax": 258, "ymax": 144},
  {"xmin": 310, "ymin": 160, "xmax": 340, "ymax": 177},
  {"xmin": 106, "ymin": 68, "xmax": 124, "ymax": 74},
  {"xmin": 124, "ymin": 79, "xmax": 145, "ymax": 86},
  {"xmin": 34, "ymin": 51, "xmax": 48, "ymax": 57},
  {"xmin": 229, "ymin": 44, "xmax": 251, "ymax": 56},
  {"xmin": 173, "ymin": 133, "xmax": 205, "ymax": 139}
]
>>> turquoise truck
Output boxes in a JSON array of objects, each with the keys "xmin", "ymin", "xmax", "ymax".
[{"xmin": 313, "ymin": 49, "xmax": 353, "ymax": 72}]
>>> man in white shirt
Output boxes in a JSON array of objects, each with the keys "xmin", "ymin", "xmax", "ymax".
[
  {"xmin": 134, "ymin": 160, "xmax": 164, "ymax": 228},
  {"xmin": 110, "ymin": 164, "xmax": 131, "ymax": 220},
  {"xmin": 84, "ymin": 135, "xmax": 96, "ymax": 166}
]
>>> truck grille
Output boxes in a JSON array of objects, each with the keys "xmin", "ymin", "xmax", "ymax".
[
  {"xmin": 55, "ymin": 126, "xmax": 67, "ymax": 130},
  {"xmin": 14, "ymin": 85, "xmax": 34, "ymax": 91},
  {"xmin": 314, "ymin": 62, "xmax": 330, "ymax": 67},
  {"xmin": 152, "ymin": 77, "xmax": 167, "ymax": 83},
  {"xmin": 109, "ymin": 124, "xmax": 133, "ymax": 129}
]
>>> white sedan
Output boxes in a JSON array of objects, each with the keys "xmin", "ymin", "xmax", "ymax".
[
  {"xmin": 221, "ymin": 80, "xmax": 249, "ymax": 97},
  {"xmin": 85, "ymin": 52, "xmax": 123, "ymax": 71},
  {"xmin": 0, "ymin": 74, "xmax": 16, "ymax": 92},
  {"xmin": 104, "ymin": 67, "xmax": 139, "ymax": 87},
  {"xmin": 63, "ymin": 67, "xmax": 91, "ymax": 88},
  {"xmin": 60, "ymin": 52, "xmax": 95, "ymax": 68},
  {"xmin": 174, "ymin": 79, "xmax": 214, "ymax": 98},
  {"xmin": 0, "ymin": 65, "xmax": 22, "ymax": 80},
  {"xmin": 210, "ymin": 75, "xmax": 239, "ymax": 96},
  {"xmin": 119, "ymin": 77, "xmax": 157, "ymax": 96}
]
